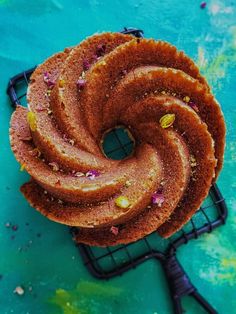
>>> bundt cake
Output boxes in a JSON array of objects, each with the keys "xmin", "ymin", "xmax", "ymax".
[{"xmin": 9, "ymin": 32, "xmax": 225, "ymax": 247}]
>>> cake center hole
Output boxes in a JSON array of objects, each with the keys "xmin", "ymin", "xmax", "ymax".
[{"xmin": 101, "ymin": 126, "xmax": 135, "ymax": 160}]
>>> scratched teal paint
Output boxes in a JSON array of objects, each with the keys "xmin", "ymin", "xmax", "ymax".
[{"xmin": 0, "ymin": 0, "xmax": 236, "ymax": 313}]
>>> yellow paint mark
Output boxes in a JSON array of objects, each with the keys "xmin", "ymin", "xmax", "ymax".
[
  {"xmin": 221, "ymin": 258, "xmax": 236, "ymax": 269},
  {"xmin": 49, "ymin": 281, "xmax": 123, "ymax": 314},
  {"xmin": 197, "ymin": 46, "xmax": 208, "ymax": 69},
  {"xmin": 197, "ymin": 26, "xmax": 236, "ymax": 90}
]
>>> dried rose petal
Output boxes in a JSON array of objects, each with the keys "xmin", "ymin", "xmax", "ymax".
[
  {"xmin": 77, "ymin": 79, "xmax": 86, "ymax": 90},
  {"xmin": 92, "ymin": 54, "xmax": 99, "ymax": 62},
  {"xmin": 151, "ymin": 192, "xmax": 164, "ymax": 207},
  {"xmin": 12, "ymin": 225, "xmax": 18, "ymax": 231},
  {"xmin": 200, "ymin": 2, "xmax": 207, "ymax": 9},
  {"xmin": 48, "ymin": 162, "xmax": 59, "ymax": 172},
  {"xmin": 86, "ymin": 170, "xmax": 100, "ymax": 180},
  {"xmin": 35, "ymin": 105, "xmax": 47, "ymax": 112},
  {"xmin": 83, "ymin": 59, "xmax": 90, "ymax": 71},
  {"xmin": 63, "ymin": 134, "xmax": 69, "ymax": 141},
  {"xmin": 120, "ymin": 69, "xmax": 127, "ymax": 76},
  {"xmin": 14, "ymin": 286, "xmax": 24, "ymax": 296},
  {"xmin": 48, "ymin": 81, "xmax": 55, "ymax": 89},
  {"xmin": 110, "ymin": 226, "xmax": 119, "ymax": 236},
  {"xmin": 188, "ymin": 101, "xmax": 199, "ymax": 112},
  {"xmin": 96, "ymin": 43, "xmax": 106, "ymax": 57},
  {"xmin": 19, "ymin": 135, "xmax": 32, "ymax": 141},
  {"xmin": 43, "ymin": 72, "xmax": 55, "ymax": 89},
  {"xmin": 43, "ymin": 72, "xmax": 50, "ymax": 82}
]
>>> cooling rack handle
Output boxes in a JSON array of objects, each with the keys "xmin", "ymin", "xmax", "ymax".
[{"xmin": 162, "ymin": 254, "xmax": 218, "ymax": 314}]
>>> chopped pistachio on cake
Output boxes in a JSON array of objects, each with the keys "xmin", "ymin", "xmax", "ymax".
[{"xmin": 159, "ymin": 113, "xmax": 175, "ymax": 129}]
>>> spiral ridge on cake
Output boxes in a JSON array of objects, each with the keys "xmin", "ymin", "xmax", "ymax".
[{"xmin": 9, "ymin": 32, "xmax": 225, "ymax": 246}]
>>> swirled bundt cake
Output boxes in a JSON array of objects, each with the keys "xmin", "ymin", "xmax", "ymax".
[{"xmin": 9, "ymin": 32, "xmax": 225, "ymax": 246}]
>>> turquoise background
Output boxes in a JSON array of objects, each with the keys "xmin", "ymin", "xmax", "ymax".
[{"xmin": 0, "ymin": 0, "xmax": 236, "ymax": 313}]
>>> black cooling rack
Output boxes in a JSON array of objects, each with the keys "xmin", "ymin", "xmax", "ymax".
[{"xmin": 7, "ymin": 27, "xmax": 228, "ymax": 314}]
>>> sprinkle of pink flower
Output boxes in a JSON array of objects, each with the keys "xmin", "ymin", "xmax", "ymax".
[
  {"xmin": 43, "ymin": 72, "xmax": 55, "ymax": 89},
  {"xmin": 77, "ymin": 79, "xmax": 86, "ymax": 90},
  {"xmin": 63, "ymin": 134, "xmax": 69, "ymax": 141},
  {"xmin": 151, "ymin": 192, "xmax": 164, "ymax": 207},
  {"xmin": 12, "ymin": 225, "xmax": 18, "ymax": 231},
  {"xmin": 14, "ymin": 286, "xmax": 24, "ymax": 296},
  {"xmin": 110, "ymin": 226, "xmax": 119, "ymax": 236},
  {"xmin": 35, "ymin": 105, "xmax": 47, "ymax": 112},
  {"xmin": 86, "ymin": 170, "xmax": 100, "ymax": 180},
  {"xmin": 188, "ymin": 101, "xmax": 199, "ymax": 112},
  {"xmin": 121, "ymin": 69, "xmax": 127, "ymax": 76},
  {"xmin": 83, "ymin": 59, "xmax": 90, "ymax": 71},
  {"xmin": 96, "ymin": 44, "xmax": 106, "ymax": 57},
  {"xmin": 92, "ymin": 54, "xmax": 99, "ymax": 62},
  {"xmin": 19, "ymin": 135, "xmax": 32, "ymax": 141},
  {"xmin": 200, "ymin": 2, "xmax": 207, "ymax": 9},
  {"xmin": 43, "ymin": 72, "xmax": 50, "ymax": 82}
]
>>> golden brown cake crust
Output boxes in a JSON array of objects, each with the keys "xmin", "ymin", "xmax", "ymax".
[
  {"xmin": 27, "ymin": 50, "xmax": 117, "ymax": 172},
  {"xmin": 77, "ymin": 38, "xmax": 225, "ymax": 178},
  {"xmin": 9, "ymin": 32, "xmax": 226, "ymax": 246},
  {"xmin": 50, "ymin": 32, "xmax": 133, "ymax": 154},
  {"xmin": 20, "ymin": 141, "xmax": 162, "ymax": 228},
  {"xmin": 81, "ymin": 39, "xmax": 210, "ymax": 140},
  {"xmin": 73, "ymin": 97, "xmax": 216, "ymax": 246},
  {"xmin": 11, "ymin": 106, "xmax": 164, "ymax": 227}
]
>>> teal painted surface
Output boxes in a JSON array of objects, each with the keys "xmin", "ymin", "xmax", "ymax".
[{"xmin": 0, "ymin": 0, "xmax": 236, "ymax": 313}]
